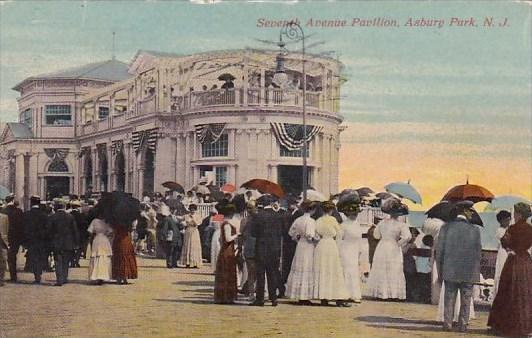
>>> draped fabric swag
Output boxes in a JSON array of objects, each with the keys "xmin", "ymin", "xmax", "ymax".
[{"xmin": 270, "ymin": 122, "xmax": 323, "ymax": 151}]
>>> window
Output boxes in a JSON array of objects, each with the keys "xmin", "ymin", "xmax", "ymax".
[
  {"xmin": 215, "ymin": 167, "xmax": 227, "ymax": 186},
  {"xmin": 201, "ymin": 133, "xmax": 228, "ymax": 157},
  {"xmin": 98, "ymin": 106, "xmax": 109, "ymax": 119},
  {"xmin": 48, "ymin": 160, "xmax": 69, "ymax": 172},
  {"xmin": 280, "ymin": 145, "xmax": 309, "ymax": 158},
  {"xmin": 20, "ymin": 109, "xmax": 32, "ymax": 129},
  {"xmin": 45, "ymin": 105, "xmax": 72, "ymax": 125}
]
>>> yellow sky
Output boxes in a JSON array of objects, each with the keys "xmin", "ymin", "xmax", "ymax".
[{"xmin": 338, "ymin": 122, "xmax": 532, "ymax": 211}]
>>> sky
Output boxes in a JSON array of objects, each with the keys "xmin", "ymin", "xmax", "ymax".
[{"xmin": 0, "ymin": 0, "xmax": 530, "ymax": 209}]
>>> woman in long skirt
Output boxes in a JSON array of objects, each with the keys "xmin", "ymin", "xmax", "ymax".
[
  {"xmin": 286, "ymin": 201, "xmax": 318, "ymax": 305},
  {"xmin": 493, "ymin": 210, "xmax": 511, "ymax": 298},
  {"xmin": 179, "ymin": 204, "xmax": 203, "ymax": 268},
  {"xmin": 87, "ymin": 217, "xmax": 113, "ymax": 285},
  {"xmin": 112, "ymin": 223, "xmax": 138, "ymax": 284},
  {"xmin": 313, "ymin": 201, "xmax": 351, "ymax": 307},
  {"xmin": 338, "ymin": 202, "xmax": 363, "ymax": 303},
  {"xmin": 488, "ymin": 203, "xmax": 532, "ymax": 337},
  {"xmin": 367, "ymin": 198, "xmax": 411, "ymax": 300},
  {"xmin": 214, "ymin": 205, "xmax": 239, "ymax": 304}
]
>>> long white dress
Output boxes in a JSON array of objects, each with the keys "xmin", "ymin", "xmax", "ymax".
[
  {"xmin": 210, "ymin": 220, "xmax": 222, "ymax": 272},
  {"xmin": 87, "ymin": 218, "xmax": 113, "ymax": 281},
  {"xmin": 313, "ymin": 215, "xmax": 348, "ymax": 300},
  {"xmin": 493, "ymin": 227, "xmax": 508, "ymax": 298},
  {"xmin": 367, "ymin": 218, "xmax": 412, "ymax": 299},
  {"xmin": 179, "ymin": 213, "xmax": 203, "ymax": 267},
  {"xmin": 286, "ymin": 213, "xmax": 317, "ymax": 301},
  {"xmin": 339, "ymin": 218, "xmax": 363, "ymax": 301}
]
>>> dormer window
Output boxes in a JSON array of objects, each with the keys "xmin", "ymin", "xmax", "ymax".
[{"xmin": 45, "ymin": 105, "xmax": 72, "ymax": 125}]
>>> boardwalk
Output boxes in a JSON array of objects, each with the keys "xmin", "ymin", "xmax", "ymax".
[{"xmin": 0, "ymin": 256, "xmax": 492, "ymax": 338}]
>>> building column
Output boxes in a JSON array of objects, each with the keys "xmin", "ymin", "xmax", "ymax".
[
  {"xmin": 228, "ymin": 129, "xmax": 236, "ymax": 159},
  {"xmin": 228, "ymin": 164, "xmax": 236, "ymax": 184},
  {"xmin": 92, "ymin": 149, "xmax": 98, "ymax": 192},
  {"xmin": 108, "ymin": 147, "xmax": 114, "ymax": 191},
  {"xmin": 69, "ymin": 176, "xmax": 74, "ymax": 195},
  {"xmin": 15, "ymin": 153, "xmax": 24, "ymax": 203},
  {"xmin": 124, "ymin": 143, "xmax": 130, "ymax": 193}
]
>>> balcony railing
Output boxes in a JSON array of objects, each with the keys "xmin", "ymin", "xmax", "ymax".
[{"xmin": 171, "ymin": 87, "xmax": 323, "ymax": 113}]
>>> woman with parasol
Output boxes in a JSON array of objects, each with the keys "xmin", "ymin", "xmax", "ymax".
[{"xmin": 100, "ymin": 192, "xmax": 139, "ymax": 285}]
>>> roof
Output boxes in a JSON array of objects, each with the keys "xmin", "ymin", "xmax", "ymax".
[
  {"xmin": 13, "ymin": 59, "xmax": 133, "ymax": 91},
  {"xmin": 1, "ymin": 123, "xmax": 34, "ymax": 142}
]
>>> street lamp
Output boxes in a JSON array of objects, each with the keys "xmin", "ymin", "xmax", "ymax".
[{"xmin": 276, "ymin": 21, "xmax": 308, "ymax": 200}]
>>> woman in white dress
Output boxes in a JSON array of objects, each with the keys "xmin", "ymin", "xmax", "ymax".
[
  {"xmin": 313, "ymin": 201, "xmax": 351, "ymax": 307},
  {"xmin": 338, "ymin": 202, "xmax": 363, "ymax": 303},
  {"xmin": 286, "ymin": 201, "xmax": 318, "ymax": 305},
  {"xmin": 87, "ymin": 216, "xmax": 113, "ymax": 285},
  {"xmin": 210, "ymin": 216, "xmax": 223, "ymax": 272},
  {"xmin": 493, "ymin": 210, "xmax": 511, "ymax": 298},
  {"xmin": 367, "ymin": 198, "xmax": 411, "ymax": 300},
  {"xmin": 179, "ymin": 204, "xmax": 203, "ymax": 268}
]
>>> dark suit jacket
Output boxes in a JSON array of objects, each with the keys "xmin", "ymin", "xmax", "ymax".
[
  {"xmin": 24, "ymin": 207, "xmax": 49, "ymax": 249},
  {"xmin": 435, "ymin": 217, "xmax": 481, "ymax": 284},
  {"xmin": 250, "ymin": 208, "xmax": 284, "ymax": 262},
  {"xmin": 159, "ymin": 216, "xmax": 182, "ymax": 246},
  {"xmin": 3, "ymin": 205, "xmax": 25, "ymax": 245},
  {"xmin": 48, "ymin": 210, "xmax": 80, "ymax": 252}
]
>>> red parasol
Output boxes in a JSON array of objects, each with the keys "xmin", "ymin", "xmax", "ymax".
[
  {"xmin": 240, "ymin": 179, "xmax": 285, "ymax": 199},
  {"xmin": 442, "ymin": 181, "xmax": 494, "ymax": 203},
  {"xmin": 221, "ymin": 183, "xmax": 236, "ymax": 193}
]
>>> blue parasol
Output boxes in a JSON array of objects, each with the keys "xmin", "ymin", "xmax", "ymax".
[{"xmin": 384, "ymin": 181, "xmax": 422, "ymax": 204}]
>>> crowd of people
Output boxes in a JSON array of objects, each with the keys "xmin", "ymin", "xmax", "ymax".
[{"xmin": 0, "ymin": 188, "xmax": 531, "ymax": 336}]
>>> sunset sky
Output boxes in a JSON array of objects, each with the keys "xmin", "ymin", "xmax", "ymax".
[{"xmin": 0, "ymin": 1, "xmax": 530, "ymax": 209}]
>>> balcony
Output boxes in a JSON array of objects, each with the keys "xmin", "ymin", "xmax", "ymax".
[{"xmin": 170, "ymin": 88, "xmax": 327, "ymax": 113}]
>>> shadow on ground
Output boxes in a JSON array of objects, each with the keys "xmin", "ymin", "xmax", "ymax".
[{"xmin": 356, "ymin": 316, "xmax": 492, "ymax": 335}]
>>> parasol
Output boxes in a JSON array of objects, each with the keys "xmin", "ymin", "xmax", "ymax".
[
  {"xmin": 221, "ymin": 183, "xmax": 236, "ymax": 193},
  {"xmin": 241, "ymin": 179, "xmax": 285, "ymax": 199},
  {"xmin": 425, "ymin": 201, "xmax": 457, "ymax": 222},
  {"xmin": 441, "ymin": 181, "xmax": 494, "ymax": 203},
  {"xmin": 355, "ymin": 187, "xmax": 374, "ymax": 198},
  {"xmin": 161, "ymin": 181, "xmax": 185, "ymax": 194},
  {"xmin": 303, "ymin": 189, "xmax": 327, "ymax": 202},
  {"xmin": 489, "ymin": 195, "xmax": 530, "ymax": 210},
  {"xmin": 384, "ymin": 181, "xmax": 422, "ymax": 204},
  {"xmin": 218, "ymin": 73, "xmax": 236, "ymax": 81}
]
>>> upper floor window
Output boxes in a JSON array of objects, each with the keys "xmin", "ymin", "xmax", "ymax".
[
  {"xmin": 280, "ymin": 145, "xmax": 309, "ymax": 158},
  {"xmin": 98, "ymin": 106, "xmax": 109, "ymax": 119},
  {"xmin": 20, "ymin": 109, "xmax": 32, "ymax": 129},
  {"xmin": 215, "ymin": 167, "xmax": 227, "ymax": 187},
  {"xmin": 45, "ymin": 105, "xmax": 72, "ymax": 125},
  {"xmin": 48, "ymin": 160, "xmax": 69, "ymax": 172},
  {"xmin": 201, "ymin": 133, "xmax": 228, "ymax": 158}
]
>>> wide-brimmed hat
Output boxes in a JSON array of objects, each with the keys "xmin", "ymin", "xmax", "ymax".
[
  {"xmin": 514, "ymin": 202, "xmax": 531, "ymax": 219},
  {"xmin": 338, "ymin": 201, "xmax": 361, "ymax": 215},
  {"xmin": 30, "ymin": 195, "xmax": 41, "ymax": 206},
  {"xmin": 70, "ymin": 200, "xmax": 81, "ymax": 208},
  {"xmin": 381, "ymin": 198, "xmax": 409, "ymax": 216},
  {"xmin": 216, "ymin": 201, "xmax": 236, "ymax": 216}
]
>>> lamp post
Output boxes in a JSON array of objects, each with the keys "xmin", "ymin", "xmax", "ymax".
[{"xmin": 275, "ymin": 21, "xmax": 308, "ymax": 200}]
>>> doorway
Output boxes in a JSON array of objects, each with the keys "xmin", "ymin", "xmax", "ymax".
[
  {"xmin": 46, "ymin": 176, "xmax": 70, "ymax": 200},
  {"xmin": 277, "ymin": 165, "xmax": 311, "ymax": 195}
]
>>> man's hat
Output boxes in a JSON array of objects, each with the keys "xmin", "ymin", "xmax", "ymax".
[{"xmin": 30, "ymin": 195, "xmax": 41, "ymax": 205}]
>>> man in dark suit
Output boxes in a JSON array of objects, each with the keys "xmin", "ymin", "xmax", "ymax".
[
  {"xmin": 1, "ymin": 195, "xmax": 25, "ymax": 282},
  {"xmin": 435, "ymin": 200, "xmax": 481, "ymax": 332},
  {"xmin": 24, "ymin": 196, "xmax": 49, "ymax": 283},
  {"xmin": 48, "ymin": 201, "xmax": 79, "ymax": 286},
  {"xmin": 249, "ymin": 195, "xmax": 284, "ymax": 306},
  {"xmin": 70, "ymin": 201, "xmax": 88, "ymax": 267},
  {"xmin": 280, "ymin": 196, "xmax": 303, "ymax": 296}
]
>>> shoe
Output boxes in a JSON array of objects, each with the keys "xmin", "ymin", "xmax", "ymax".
[
  {"xmin": 442, "ymin": 324, "xmax": 452, "ymax": 332},
  {"xmin": 33, "ymin": 280, "xmax": 41, "ymax": 284},
  {"xmin": 321, "ymin": 300, "xmax": 329, "ymax": 306},
  {"xmin": 298, "ymin": 300, "xmax": 313, "ymax": 306},
  {"xmin": 353, "ymin": 299, "xmax": 362, "ymax": 304},
  {"xmin": 54, "ymin": 283, "xmax": 63, "ymax": 287},
  {"xmin": 249, "ymin": 301, "xmax": 264, "ymax": 306},
  {"xmin": 336, "ymin": 301, "xmax": 352, "ymax": 307},
  {"xmin": 457, "ymin": 325, "xmax": 467, "ymax": 333},
  {"xmin": 271, "ymin": 300, "xmax": 278, "ymax": 307}
]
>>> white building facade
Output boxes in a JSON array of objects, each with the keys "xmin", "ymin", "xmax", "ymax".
[{"xmin": 0, "ymin": 49, "xmax": 345, "ymax": 207}]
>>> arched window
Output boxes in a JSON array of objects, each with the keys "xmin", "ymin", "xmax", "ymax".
[{"xmin": 48, "ymin": 160, "xmax": 69, "ymax": 172}]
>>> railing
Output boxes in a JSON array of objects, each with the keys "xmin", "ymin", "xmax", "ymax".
[{"xmin": 171, "ymin": 87, "xmax": 323, "ymax": 112}]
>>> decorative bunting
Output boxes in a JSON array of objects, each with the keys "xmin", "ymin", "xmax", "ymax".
[
  {"xmin": 44, "ymin": 148, "xmax": 69, "ymax": 161},
  {"xmin": 195, "ymin": 123, "xmax": 226, "ymax": 144},
  {"xmin": 270, "ymin": 123, "xmax": 322, "ymax": 151},
  {"xmin": 131, "ymin": 128, "xmax": 159, "ymax": 153}
]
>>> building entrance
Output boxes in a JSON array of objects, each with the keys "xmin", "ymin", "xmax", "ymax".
[
  {"xmin": 46, "ymin": 176, "xmax": 70, "ymax": 200},
  {"xmin": 277, "ymin": 165, "xmax": 311, "ymax": 195}
]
